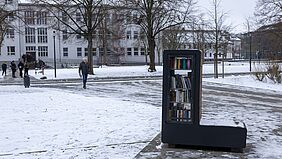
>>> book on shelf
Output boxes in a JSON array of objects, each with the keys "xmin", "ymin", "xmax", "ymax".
[
  {"xmin": 168, "ymin": 107, "xmax": 191, "ymax": 122},
  {"xmin": 171, "ymin": 75, "xmax": 192, "ymax": 90},
  {"xmin": 170, "ymin": 57, "xmax": 191, "ymax": 70},
  {"xmin": 170, "ymin": 75, "xmax": 192, "ymax": 103}
]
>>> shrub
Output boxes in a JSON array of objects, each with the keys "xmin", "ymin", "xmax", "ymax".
[{"xmin": 266, "ymin": 63, "xmax": 281, "ymax": 83}]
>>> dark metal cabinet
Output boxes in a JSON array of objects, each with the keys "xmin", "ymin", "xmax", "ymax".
[{"xmin": 161, "ymin": 50, "xmax": 247, "ymax": 149}]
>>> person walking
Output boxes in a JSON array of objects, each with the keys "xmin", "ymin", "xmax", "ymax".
[
  {"xmin": 79, "ymin": 57, "xmax": 89, "ymax": 89},
  {"xmin": 24, "ymin": 62, "xmax": 29, "ymax": 76},
  {"xmin": 10, "ymin": 61, "xmax": 17, "ymax": 78},
  {"xmin": 2, "ymin": 63, "xmax": 7, "ymax": 76},
  {"xmin": 18, "ymin": 61, "xmax": 24, "ymax": 78}
]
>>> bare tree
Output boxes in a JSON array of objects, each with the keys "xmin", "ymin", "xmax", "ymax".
[
  {"xmin": 32, "ymin": 0, "xmax": 108, "ymax": 74},
  {"xmin": 118, "ymin": 0, "xmax": 196, "ymax": 72},
  {"xmin": 98, "ymin": 7, "xmax": 126, "ymax": 66},
  {"xmin": 207, "ymin": 0, "xmax": 231, "ymax": 78},
  {"xmin": 162, "ymin": 25, "xmax": 185, "ymax": 50},
  {"xmin": 0, "ymin": 2, "xmax": 15, "ymax": 48},
  {"xmin": 255, "ymin": 0, "xmax": 282, "ymax": 25}
]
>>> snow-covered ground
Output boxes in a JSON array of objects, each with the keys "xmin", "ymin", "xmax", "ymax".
[{"xmin": 0, "ymin": 62, "xmax": 281, "ymax": 158}]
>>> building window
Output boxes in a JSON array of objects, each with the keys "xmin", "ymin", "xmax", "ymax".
[
  {"xmin": 25, "ymin": 27, "xmax": 36, "ymax": 43},
  {"xmin": 134, "ymin": 47, "xmax": 138, "ymax": 56},
  {"xmin": 127, "ymin": 48, "xmax": 132, "ymax": 56},
  {"xmin": 133, "ymin": 31, "xmax": 138, "ymax": 40},
  {"xmin": 77, "ymin": 47, "xmax": 82, "ymax": 57},
  {"xmin": 37, "ymin": 28, "xmax": 48, "ymax": 43},
  {"xmin": 93, "ymin": 48, "xmax": 97, "ymax": 56},
  {"xmin": 210, "ymin": 53, "xmax": 212, "ymax": 57},
  {"xmin": 24, "ymin": 11, "xmax": 35, "ymax": 25},
  {"xmin": 62, "ymin": 29, "xmax": 68, "ymax": 40},
  {"xmin": 140, "ymin": 48, "xmax": 145, "ymax": 55},
  {"xmin": 6, "ymin": 27, "xmax": 14, "ymax": 38},
  {"xmin": 107, "ymin": 48, "xmax": 111, "ymax": 55},
  {"xmin": 7, "ymin": 46, "xmax": 15, "ymax": 55},
  {"xmin": 26, "ymin": 46, "xmax": 36, "ymax": 52},
  {"xmin": 99, "ymin": 48, "xmax": 104, "ymax": 56},
  {"xmin": 37, "ymin": 11, "xmax": 48, "ymax": 25},
  {"xmin": 63, "ymin": 48, "xmax": 68, "ymax": 57},
  {"xmin": 205, "ymin": 53, "xmax": 207, "ymax": 57},
  {"xmin": 84, "ymin": 48, "xmax": 88, "ymax": 57},
  {"xmin": 38, "ymin": 46, "xmax": 48, "ymax": 57},
  {"xmin": 126, "ymin": 30, "xmax": 131, "ymax": 39}
]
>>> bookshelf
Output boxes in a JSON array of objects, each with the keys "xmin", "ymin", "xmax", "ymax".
[
  {"xmin": 168, "ymin": 57, "xmax": 193, "ymax": 124},
  {"xmin": 162, "ymin": 50, "xmax": 247, "ymax": 150}
]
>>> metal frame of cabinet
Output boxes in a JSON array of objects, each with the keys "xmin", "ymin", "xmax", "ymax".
[{"xmin": 161, "ymin": 50, "xmax": 247, "ymax": 149}]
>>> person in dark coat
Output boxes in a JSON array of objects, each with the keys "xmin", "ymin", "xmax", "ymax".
[
  {"xmin": 18, "ymin": 61, "xmax": 24, "ymax": 78},
  {"xmin": 38, "ymin": 59, "xmax": 45, "ymax": 75},
  {"xmin": 10, "ymin": 61, "xmax": 17, "ymax": 78},
  {"xmin": 79, "ymin": 57, "xmax": 89, "ymax": 89},
  {"xmin": 24, "ymin": 62, "xmax": 29, "ymax": 76},
  {"xmin": 2, "ymin": 63, "xmax": 7, "ymax": 76}
]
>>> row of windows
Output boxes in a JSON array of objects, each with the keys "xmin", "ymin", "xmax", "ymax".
[
  {"xmin": 25, "ymin": 27, "xmax": 48, "ymax": 43},
  {"xmin": 127, "ymin": 47, "xmax": 146, "ymax": 56},
  {"xmin": 2, "ymin": 46, "xmax": 147, "ymax": 57},
  {"xmin": 8, "ymin": 26, "xmax": 141, "ymax": 41},
  {"xmin": 126, "ymin": 30, "xmax": 144, "ymax": 40},
  {"xmin": 6, "ymin": 28, "xmax": 15, "ymax": 38},
  {"xmin": 62, "ymin": 12, "xmax": 139, "ymax": 25},
  {"xmin": 24, "ymin": 11, "xmax": 48, "ymax": 25},
  {"xmin": 25, "ymin": 46, "xmax": 48, "ymax": 57},
  {"xmin": 62, "ymin": 29, "xmax": 113, "ymax": 40},
  {"xmin": 0, "ymin": 46, "xmax": 16, "ymax": 56},
  {"xmin": 204, "ymin": 53, "xmax": 222, "ymax": 57}
]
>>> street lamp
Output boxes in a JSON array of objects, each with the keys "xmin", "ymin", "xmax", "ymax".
[
  {"xmin": 249, "ymin": 32, "xmax": 252, "ymax": 72},
  {"xmin": 53, "ymin": 30, "xmax": 57, "ymax": 78}
]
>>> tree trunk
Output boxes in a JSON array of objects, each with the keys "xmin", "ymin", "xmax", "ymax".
[
  {"xmin": 88, "ymin": 35, "xmax": 94, "ymax": 75},
  {"xmin": 214, "ymin": 46, "xmax": 218, "ymax": 78},
  {"xmin": 148, "ymin": 36, "xmax": 156, "ymax": 72}
]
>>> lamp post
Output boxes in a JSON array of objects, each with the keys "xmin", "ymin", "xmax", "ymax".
[
  {"xmin": 53, "ymin": 30, "xmax": 57, "ymax": 78},
  {"xmin": 249, "ymin": 32, "xmax": 252, "ymax": 72}
]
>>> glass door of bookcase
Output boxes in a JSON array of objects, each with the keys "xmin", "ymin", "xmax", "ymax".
[{"xmin": 167, "ymin": 56, "xmax": 193, "ymax": 123}]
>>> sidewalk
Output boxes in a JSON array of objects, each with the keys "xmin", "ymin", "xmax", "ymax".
[{"xmin": 0, "ymin": 71, "xmax": 37, "ymax": 84}]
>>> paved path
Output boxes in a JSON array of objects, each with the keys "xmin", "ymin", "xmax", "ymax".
[
  {"xmin": 1, "ymin": 77, "xmax": 281, "ymax": 158},
  {"xmin": 27, "ymin": 79, "xmax": 282, "ymax": 158},
  {"xmin": 136, "ymin": 81, "xmax": 282, "ymax": 159}
]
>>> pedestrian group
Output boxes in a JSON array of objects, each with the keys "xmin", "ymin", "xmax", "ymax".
[{"xmin": 1, "ymin": 60, "xmax": 30, "ymax": 78}]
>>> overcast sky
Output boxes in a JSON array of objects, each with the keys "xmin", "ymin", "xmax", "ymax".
[{"xmin": 197, "ymin": 0, "xmax": 257, "ymax": 33}]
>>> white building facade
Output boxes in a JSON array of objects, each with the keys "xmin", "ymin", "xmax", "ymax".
[
  {"xmin": 1, "ymin": 0, "xmax": 240, "ymax": 66},
  {"xmin": 1, "ymin": 0, "xmax": 160, "ymax": 67}
]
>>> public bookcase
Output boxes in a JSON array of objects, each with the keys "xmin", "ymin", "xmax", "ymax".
[{"xmin": 161, "ymin": 50, "xmax": 247, "ymax": 150}]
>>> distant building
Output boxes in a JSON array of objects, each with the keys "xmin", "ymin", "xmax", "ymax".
[
  {"xmin": 0, "ymin": 0, "xmax": 156, "ymax": 66},
  {"xmin": 1, "ymin": 0, "xmax": 242, "ymax": 66},
  {"xmin": 162, "ymin": 28, "xmax": 239, "ymax": 61},
  {"xmin": 240, "ymin": 22, "xmax": 282, "ymax": 60}
]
